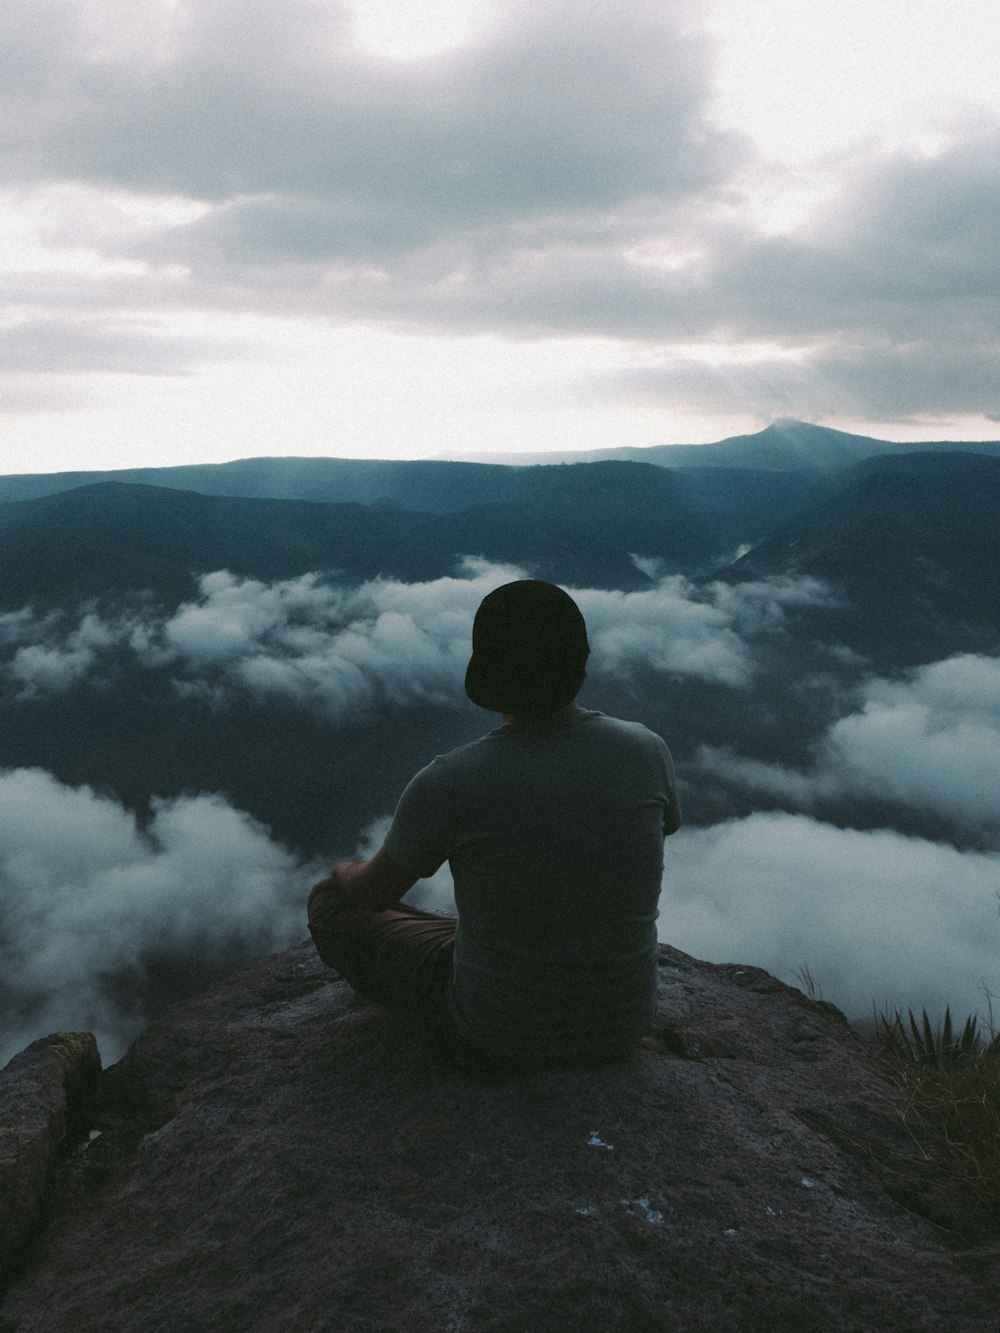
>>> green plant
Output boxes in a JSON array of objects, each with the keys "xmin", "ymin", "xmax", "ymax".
[
  {"xmin": 876, "ymin": 1004, "xmax": 1000, "ymax": 1216},
  {"xmin": 876, "ymin": 1006, "xmax": 1000, "ymax": 1068}
]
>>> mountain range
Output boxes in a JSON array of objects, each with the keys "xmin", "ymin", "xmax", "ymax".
[
  {"xmin": 1, "ymin": 424, "xmax": 997, "ymax": 664},
  {"xmin": 3, "ymin": 419, "xmax": 1000, "ymax": 511},
  {"xmin": 440, "ymin": 417, "xmax": 1000, "ymax": 469}
]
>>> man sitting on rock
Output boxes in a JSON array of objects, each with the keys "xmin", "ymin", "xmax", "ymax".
[{"xmin": 307, "ymin": 579, "xmax": 681, "ymax": 1070}]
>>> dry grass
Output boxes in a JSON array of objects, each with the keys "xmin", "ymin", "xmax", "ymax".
[{"xmin": 876, "ymin": 1006, "xmax": 1000, "ymax": 1214}]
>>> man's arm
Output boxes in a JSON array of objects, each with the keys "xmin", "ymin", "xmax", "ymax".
[
  {"xmin": 662, "ymin": 745, "xmax": 682, "ymax": 837},
  {"xmin": 664, "ymin": 793, "xmax": 681, "ymax": 837},
  {"xmin": 311, "ymin": 847, "xmax": 418, "ymax": 913}
]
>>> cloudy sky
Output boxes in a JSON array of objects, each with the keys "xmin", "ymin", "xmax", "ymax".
[{"xmin": 3, "ymin": 0, "xmax": 999, "ymax": 474}]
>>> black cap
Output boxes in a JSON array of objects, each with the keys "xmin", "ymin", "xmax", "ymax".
[{"xmin": 464, "ymin": 580, "xmax": 590, "ymax": 715}]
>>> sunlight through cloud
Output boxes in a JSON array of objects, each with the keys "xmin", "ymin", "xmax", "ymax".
[{"xmin": 351, "ymin": 0, "xmax": 491, "ymax": 59}]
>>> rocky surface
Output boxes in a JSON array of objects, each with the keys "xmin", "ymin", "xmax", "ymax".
[
  {"xmin": 1, "ymin": 942, "xmax": 998, "ymax": 1332},
  {"xmin": 0, "ymin": 1032, "xmax": 100, "ymax": 1284}
]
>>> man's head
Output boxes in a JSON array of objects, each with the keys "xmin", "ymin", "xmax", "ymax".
[{"xmin": 464, "ymin": 580, "xmax": 590, "ymax": 716}]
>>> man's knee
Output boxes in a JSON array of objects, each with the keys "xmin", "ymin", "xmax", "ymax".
[
  {"xmin": 307, "ymin": 878, "xmax": 364, "ymax": 977},
  {"xmin": 307, "ymin": 877, "xmax": 352, "ymax": 927}
]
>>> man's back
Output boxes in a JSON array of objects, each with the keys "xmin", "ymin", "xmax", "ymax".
[
  {"xmin": 384, "ymin": 709, "xmax": 679, "ymax": 1065},
  {"xmin": 308, "ymin": 581, "xmax": 682, "ymax": 1071}
]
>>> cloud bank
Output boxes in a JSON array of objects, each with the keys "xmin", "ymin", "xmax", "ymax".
[
  {"xmin": 1, "ymin": 562, "xmax": 834, "ymax": 712},
  {"xmin": 663, "ymin": 813, "xmax": 1000, "ymax": 1025},
  {"xmin": 0, "ymin": 767, "xmax": 314, "ymax": 1067},
  {"xmin": 5, "ymin": 778, "xmax": 997, "ymax": 1067},
  {"xmin": 5, "ymin": 767, "xmax": 997, "ymax": 1066},
  {"xmin": 699, "ymin": 653, "xmax": 1000, "ymax": 842}
]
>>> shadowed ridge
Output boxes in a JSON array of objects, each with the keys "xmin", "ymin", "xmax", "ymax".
[
  {"xmin": 718, "ymin": 452, "xmax": 1000, "ymax": 664},
  {"xmin": 0, "ymin": 467, "xmax": 710, "ymax": 612},
  {"xmin": 4, "ymin": 423, "xmax": 1000, "ymax": 510}
]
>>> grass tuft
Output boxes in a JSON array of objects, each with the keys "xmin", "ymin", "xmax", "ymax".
[
  {"xmin": 875, "ymin": 1004, "xmax": 1000, "ymax": 1215},
  {"xmin": 793, "ymin": 963, "xmax": 823, "ymax": 1002}
]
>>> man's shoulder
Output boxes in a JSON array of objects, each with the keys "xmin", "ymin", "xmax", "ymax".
[
  {"xmin": 576, "ymin": 710, "xmax": 670, "ymax": 751},
  {"xmin": 407, "ymin": 728, "xmax": 504, "ymax": 786},
  {"xmin": 413, "ymin": 710, "xmax": 669, "ymax": 780}
]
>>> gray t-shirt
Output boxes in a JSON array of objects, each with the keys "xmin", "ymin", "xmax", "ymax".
[{"xmin": 384, "ymin": 709, "xmax": 680, "ymax": 1065}]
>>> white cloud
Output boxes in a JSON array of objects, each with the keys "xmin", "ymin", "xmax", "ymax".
[
  {"xmin": 5, "ymin": 778, "xmax": 997, "ymax": 1069},
  {"xmin": 159, "ymin": 570, "xmax": 311, "ymax": 667},
  {"xmin": 10, "ymin": 642, "xmax": 95, "ymax": 694},
  {"xmin": 3, "ymin": 563, "xmax": 827, "ymax": 712},
  {"xmin": 0, "ymin": 0, "xmax": 731, "ymax": 238},
  {"xmin": 703, "ymin": 575, "xmax": 837, "ymax": 637},
  {"xmin": 578, "ymin": 578, "xmax": 751, "ymax": 688},
  {"xmin": 157, "ymin": 562, "xmax": 766, "ymax": 707},
  {"xmin": 9, "ymin": 610, "xmax": 122, "ymax": 696},
  {"xmin": 0, "ymin": 767, "xmax": 314, "ymax": 1067},
  {"xmin": 822, "ymin": 655, "xmax": 1000, "ymax": 833},
  {"xmin": 663, "ymin": 813, "xmax": 1000, "ymax": 1023},
  {"xmin": 0, "ymin": 608, "xmax": 41, "ymax": 644},
  {"xmin": 596, "ymin": 124, "xmax": 1000, "ymax": 425},
  {"xmin": 0, "ymin": 316, "xmax": 241, "ymax": 377},
  {"xmin": 698, "ymin": 653, "xmax": 1000, "ymax": 840},
  {"xmin": 149, "ymin": 562, "xmax": 521, "ymax": 713},
  {"xmin": 576, "ymin": 574, "xmax": 834, "ymax": 686}
]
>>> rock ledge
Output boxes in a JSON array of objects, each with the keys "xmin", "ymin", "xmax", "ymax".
[{"xmin": 1, "ymin": 943, "xmax": 998, "ymax": 1332}]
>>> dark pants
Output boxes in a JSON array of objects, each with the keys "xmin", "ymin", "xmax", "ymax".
[{"xmin": 307, "ymin": 883, "xmax": 492, "ymax": 1071}]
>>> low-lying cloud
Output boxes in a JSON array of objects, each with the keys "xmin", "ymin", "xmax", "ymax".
[
  {"xmin": 4, "ymin": 767, "xmax": 997, "ymax": 1070},
  {"xmin": 0, "ymin": 767, "xmax": 315, "ymax": 1067},
  {"xmin": 10, "ymin": 611, "xmax": 120, "ymax": 696},
  {"xmin": 1, "ymin": 562, "xmax": 834, "ymax": 712},
  {"xmin": 699, "ymin": 653, "xmax": 1000, "ymax": 842},
  {"xmin": 823, "ymin": 655, "xmax": 1000, "ymax": 832},
  {"xmin": 663, "ymin": 812, "xmax": 1000, "ymax": 1024}
]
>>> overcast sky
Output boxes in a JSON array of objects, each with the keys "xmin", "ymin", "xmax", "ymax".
[{"xmin": 3, "ymin": 0, "xmax": 999, "ymax": 473}]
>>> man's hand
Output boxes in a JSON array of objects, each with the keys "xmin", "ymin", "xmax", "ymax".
[{"xmin": 311, "ymin": 848, "xmax": 418, "ymax": 913}]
